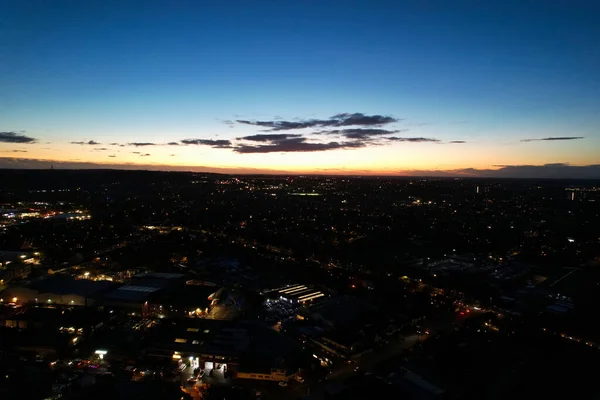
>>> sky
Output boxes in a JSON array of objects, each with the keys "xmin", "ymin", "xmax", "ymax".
[{"xmin": 1, "ymin": 0, "xmax": 599, "ymax": 178}]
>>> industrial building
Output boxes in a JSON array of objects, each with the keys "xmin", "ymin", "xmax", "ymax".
[
  {"xmin": 146, "ymin": 319, "xmax": 307, "ymax": 383},
  {"xmin": 0, "ymin": 275, "xmax": 115, "ymax": 307},
  {"xmin": 277, "ymin": 284, "xmax": 325, "ymax": 305}
]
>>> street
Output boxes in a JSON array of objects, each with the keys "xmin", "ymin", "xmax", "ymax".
[{"xmin": 285, "ymin": 334, "xmax": 422, "ymax": 399}]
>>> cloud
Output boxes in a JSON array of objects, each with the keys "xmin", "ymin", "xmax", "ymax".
[
  {"xmin": 521, "ymin": 137, "xmax": 584, "ymax": 142},
  {"xmin": 237, "ymin": 134, "xmax": 303, "ymax": 142},
  {"xmin": 128, "ymin": 142, "xmax": 156, "ymax": 146},
  {"xmin": 12, "ymin": 150, "xmax": 28, "ymax": 153},
  {"xmin": 236, "ymin": 112, "xmax": 400, "ymax": 131},
  {"xmin": 181, "ymin": 138, "xmax": 232, "ymax": 148},
  {"xmin": 448, "ymin": 140, "xmax": 467, "ymax": 144},
  {"xmin": 316, "ymin": 128, "xmax": 404, "ymax": 140},
  {"xmin": 109, "ymin": 143, "xmax": 120, "ymax": 146},
  {"xmin": 404, "ymin": 122, "xmax": 431, "ymax": 127},
  {"xmin": 141, "ymin": 153, "xmax": 151, "ymax": 157},
  {"xmin": 167, "ymin": 142, "xmax": 179, "ymax": 146},
  {"xmin": 386, "ymin": 137, "xmax": 440, "ymax": 143},
  {"xmin": 108, "ymin": 155, "xmax": 116, "ymax": 158},
  {"xmin": 70, "ymin": 140, "xmax": 100, "ymax": 145},
  {"xmin": 0, "ymin": 132, "xmax": 37, "ymax": 144},
  {"xmin": 403, "ymin": 163, "xmax": 600, "ymax": 179},
  {"xmin": 234, "ymin": 137, "xmax": 365, "ymax": 153},
  {"xmin": 131, "ymin": 151, "xmax": 141, "ymax": 154},
  {"xmin": 94, "ymin": 148, "xmax": 108, "ymax": 151},
  {"xmin": 0, "ymin": 157, "xmax": 290, "ymax": 174},
  {"xmin": 169, "ymin": 154, "xmax": 176, "ymax": 156}
]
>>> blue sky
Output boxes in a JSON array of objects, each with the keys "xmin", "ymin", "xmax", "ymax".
[{"xmin": 1, "ymin": 0, "xmax": 599, "ymax": 176}]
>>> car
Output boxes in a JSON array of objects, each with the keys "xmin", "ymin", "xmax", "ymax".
[{"xmin": 278, "ymin": 382, "xmax": 288, "ymax": 387}]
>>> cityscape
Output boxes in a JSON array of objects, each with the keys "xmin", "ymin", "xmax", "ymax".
[{"xmin": 1, "ymin": 170, "xmax": 599, "ymax": 399}]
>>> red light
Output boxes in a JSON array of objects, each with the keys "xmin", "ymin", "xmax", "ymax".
[
  {"xmin": 466, "ymin": 309, "xmax": 470, "ymax": 313},
  {"xmin": 460, "ymin": 312, "xmax": 465, "ymax": 315}
]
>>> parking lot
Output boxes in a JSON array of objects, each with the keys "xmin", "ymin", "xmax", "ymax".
[{"xmin": 264, "ymin": 299, "xmax": 299, "ymax": 323}]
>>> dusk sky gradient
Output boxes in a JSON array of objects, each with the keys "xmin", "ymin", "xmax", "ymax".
[{"xmin": 1, "ymin": 0, "xmax": 599, "ymax": 177}]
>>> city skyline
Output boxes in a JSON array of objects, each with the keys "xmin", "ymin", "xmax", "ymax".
[{"xmin": 1, "ymin": 1, "xmax": 599, "ymax": 178}]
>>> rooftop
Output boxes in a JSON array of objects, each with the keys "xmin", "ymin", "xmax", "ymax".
[{"xmin": 26, "ymin": 275, "xmax": 116, "ymax": 297}]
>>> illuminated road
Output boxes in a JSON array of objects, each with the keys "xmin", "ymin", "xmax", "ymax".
[{"xmin": 327, "ymin": 334, "xmax": 421, "ymax": 380}]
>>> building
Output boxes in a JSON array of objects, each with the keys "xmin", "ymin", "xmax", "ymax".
[
  {"xmin": 98, "ymin": 272, "xmax": 222, "ymax": 318},
  {"xmin": 277, "ymin": 284, "xmax": 325, "ymax": 305},
  {"xmin": 146, "ymin": 319, "xmax": 306, "ymax": 382},
  {"xmin": 0, "ymin": 275, "xmax": 115, "ymax": 307}
]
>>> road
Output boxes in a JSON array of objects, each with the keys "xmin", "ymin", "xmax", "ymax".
[{"xmin": 285, "ymin": 334, "xmax": 422, "ymax": 399}]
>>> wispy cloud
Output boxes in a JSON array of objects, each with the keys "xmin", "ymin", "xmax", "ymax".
[
  {"xmin": 70, "ymin": 140, "xmax": 100, "ymax": 145},
  {"xmin": 386, "ymin": 137, "xmax": 441, "ymax": 143},
  {"xmin": 237, "ymin": 134, "xmax": 302, "ymax": 142},
  {"xmin": 316, "ymin": 128, "xmax": 404, "ymax": 140},
  {"xmin": 448, "ymin": 140, "xmax": 467, "ymax": 144},
  {"xmin": 167, "ymin": 142, "xmax": 179, "ymax": 146},
  {"xmin": 521, "ymin": 137, "xmax": 584, "ymax": 142},
  {"xmin": 234, "ymin": 137, "xmax": 365, "ymax": 153},
  {"xmin": 181, "ymin": 139, "xmax": 232, "ymax": 148},
  {"xmin": 108, "ymin": 155, "xmax": 116, "ymax": 158},
  {"xmin": 11, "ymin": 149, "xmax": 28, "ymax": 153},
  {"xmin": 404, "ymin": 122, "xmax": 432, "ymax": 127},
  {"xmin": 128, "ymin": 142, "xmax": 156, "ymax": 146},
  {"xmin": 140, "ymin": 153, "xmax": 151, "ymax": 157},
  {"xmin": 94, "ymin": 148, "xmax": 108, "ymax": 151},
  {"xmin": 236, "ymin": 112, "xmax": 400, "ymax": 131},
  {"xmin": 0, "ymin": 132, "xmax": 37, "ymax": 144}
]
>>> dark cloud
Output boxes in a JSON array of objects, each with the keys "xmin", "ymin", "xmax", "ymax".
[
  {"xmin": 317, "ymin": 128, "xmax": 404, "ymax": 140},
  {"xmin": 237, "ymin": 134, "xmax": 303, "ymax": 142},
  {"xmin": 448, "ymin": 140, "xmax": 467, "ymax": 144},
  {"xmin": 128, "ymin": 142, "xmax": 156, "ymax": 146},
  {"xmin": 0, "ymin": 157, "xmax": 289, "ymax": 174},
  {"xmin": 167, "ymin": 142, "xmax": 179, "ymax": 146},
  {"xmin": 234, "ymin": 137, "xmax": 365, "ymax": 153},
  {"xmin": 70, "ymin": 140, "xmax": 100, "ymax": 145},
  {"xmin": 141, "ymin": 153, "xmax": 151, "ymax": 157},
  {"xmin": 12, "ymin": 150, "xmax": 28, "ymax": 153},
  {"xmin": 180, "ymin": 139, "xmax": 232, "ymax": 148},
  {"xmin": 109, "ymin": 143, "xmax": 120, "ymax": 146},
  {"xmin": 236, "ymin": 112, "xmax": 400, "ymax": 131},
  {"xmin": 108, "ymin": 155, "xmax": 116, "ymax": 158},
  {"xmin": 131, "ymin": 151, "xmax": 141, "ymax": 154},
  {"xmin": 455, "ymin": 163, "xmax": 600, "ymax": 179},
  {"xmin": 0, "ymin": 132, "xmax": 36, "ymax": 144},
  {"xmin": 521, "ymin": 137, "xmax": 584, "ymax": 142},
  {"xmin": 169, "ymin": 154, "xmax": 176, "ymax": 156},
  {"xmin": 94, "ymin": 148, "xmax": 108, "ymax": 151},
  {"xmin": 386, "ymin": 137, "xmax": 440, "ymax": 143}
]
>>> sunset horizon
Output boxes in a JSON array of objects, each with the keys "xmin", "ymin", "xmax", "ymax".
[{"xmin": 2, "ymin": 1, "xmax": 599, "ymax": 178}]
